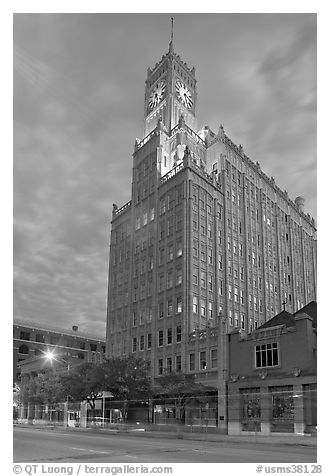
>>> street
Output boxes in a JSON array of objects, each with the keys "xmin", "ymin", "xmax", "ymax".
[{"xmin": 13, "ymin": 426, "xmax": 317, "ymax": 463}]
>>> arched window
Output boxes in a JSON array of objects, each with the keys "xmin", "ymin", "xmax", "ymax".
[{"xmin": 18, "ymin": 344, "xmax": 29, "ymax": 355}]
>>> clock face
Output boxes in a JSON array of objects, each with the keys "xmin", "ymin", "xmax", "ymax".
[
  {"xmin": 175, "ymin": 80, "xmax": 193, "ymax": 109},
  {"xmin": 149, "ymin": 81, "xmax": 166, "ymax": 109}
]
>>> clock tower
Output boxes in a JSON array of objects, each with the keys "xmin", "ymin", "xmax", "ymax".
[{"xmin": 144, "ymin": 37, "xmax": 198, "ymax": 136}]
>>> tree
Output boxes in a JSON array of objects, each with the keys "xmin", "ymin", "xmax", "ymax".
[
  {"xmin": 153, "ymin": 372, "xmax": 216, "ymax": 423},
  {"xmin": 102, "ymin": 356, "xmax": 152, "ymax": 420},
  {"xmin": 60, "ymin": 362, "xmax": 105, "ymax": 419},
  {"xmin": 34, "ymin": 370, "xmax": 67, "ymax": 405}
]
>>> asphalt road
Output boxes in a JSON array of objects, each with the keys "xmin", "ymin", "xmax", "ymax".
[{"xmin": 13, "ymin": 426, "xmax": 316, "ymax": 463}]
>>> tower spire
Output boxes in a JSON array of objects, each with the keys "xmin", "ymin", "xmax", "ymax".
[{"xmin": 169, "ymin": 17, "xmax": 174, "ymax": 51}]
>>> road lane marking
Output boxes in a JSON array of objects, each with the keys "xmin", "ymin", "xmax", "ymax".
[{"xmin": 70, "ymin": 447, "xmax": 109, "ymax": 454}]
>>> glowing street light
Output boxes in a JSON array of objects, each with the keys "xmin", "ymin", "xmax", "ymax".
[{"xmin": 44, "ymin": 350, "xmax": 70, "ymax": 371}]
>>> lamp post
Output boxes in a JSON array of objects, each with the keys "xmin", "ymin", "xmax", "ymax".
[{"xmin": 44, "ymin": 350, "xmax": 71, "ymax": 426}]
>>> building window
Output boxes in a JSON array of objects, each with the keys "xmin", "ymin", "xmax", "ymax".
[
  {"xmin": 18, "ymin": 344, "xmax": 29, "ymax": 355},
  {"xmin": 201, "ymin": 271, "xmax": 206, "ymax": 288},
  {"xmin": 206, "ymin": 301, "xmax": 213, "ymax": 319},
  {"xmin": 167, "ymin": 328, "xmax": 172, "ymax": 345},
  {"xmin": 158, "ymin": 330, "xmax": 164, "ymax": 347},
  {"xmin": 193, "ymin": 268, "xmax": 198, "ymax": 285},
  {"xmin": 255, "ymin": 342, "xmax": 279, "ymax": 368},
  {"xmin": 200, "ymin": 351, "xmax": 207, "ymax": 370},
  {"xmin": 147, "ymin": 333, "xmax": 152, "ymax": 349},
  {"xmin": 234, "ymin": 288, "xmax": 238, "ymax": 302},
  {"xmin": 158, "ymin": 302, "xmax": 164, "ymax": 319},
  {"xmin": 241, "ymin": 314, "xmax": 245, "ymax": 329},
  {"xmin": 211, "ymin": 349, "xmax": 217, "ymax": 368},
  {"xmin": 234, "ymin": 312, "xmax": 239, "ymax": 328},
  {"xmin": 132, "ymin": 312, "xmax": 137, "ymax": 327},
  {"xmin": 176, "ymin": 297, "xmax": 182, "ymax": 313},
  {"xmin": 140, "ymin": 335, "xmax": 145, "ymax": 351},
  {"xmin": 20, "ymin": 331, "xmax": 30, "ymax": 341},
  {"xmin": 228, "ymin": 285, "xmax": 232, "ymax": 300},
  {"xmin": 177, "ymin": 242, "xmax": 183, "ymax": 257},
  {"xmin": 35, "ymin": 334, "xmax": 45, "ymax": 343},
  {"xmin": 176, "ymin": 325, "xmax": 182, "ymax": 342},
  {"xmin": 132, "ymin": 337, "xmax": 137, "ymax": 353},
  {"xmin": 167, "ymin": 271, "xmax": 173, "ymax": 289},
  {"xmin": 176, "ymin": 269, "xmax": 182, "ymax": 285},
  {"xmin": 208, "ymin": 274, "xmax": 213, "ymax": 291},
  {"xmin": 193, "ymin": 296, "xmax": 198, "ymax": 313},
  {"xmin": 176, "ymin": 355, "xmax": 182, "ymax": 372},
  {"xmin": 200, "ymin": 299, "xmax": 206, "ymax": 317},
  {"xmin": 189, "ymin": 353, "xmax": 195, "ymax": 371},
  {"xmin": 159, "ymin": 248, "xmax": 165, "ymax": 265},
  {"xmin": 166, "ymin": 357, "xmax": 172, "ymax": 373},
  {"xmin": 229, "ymin": 310, "xmax": 233, "ymax": 326},
  {"xmin": 168, "ymin": 244, "xmax": 174, "ymax": 261},
  {"xmin": 158, "ymin": 359, "xmax": 164, "ymax": 375},
  {"xmin": 90, "ymin": 343, "xmax": 97, "ymax": 352},
  {"xmin": 50, "ymin": 335, "xmax": 59, "ymax": 345},
  {"xmin": 167, "ymin": 299, "xmax": 173, "ymax": 316}
]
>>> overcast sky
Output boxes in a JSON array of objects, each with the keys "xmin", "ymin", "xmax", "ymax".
[{"xmin": 13, "ymin": 13, "xmax": 316, "ymax": 337}]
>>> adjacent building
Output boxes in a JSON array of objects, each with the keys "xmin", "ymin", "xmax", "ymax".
[
  {"xmin": 13, "ymin": 320, "xmax": 106, "ymax": 382},
  {"xmin": 106, "ymin": 36, "xmax": 317, "ymax": 430},
  {"xmin": 227, "ymin": 301, "xmax": 317, "ymax": 435}
]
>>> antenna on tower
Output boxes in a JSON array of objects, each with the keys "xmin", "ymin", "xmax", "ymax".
[{"xmin": 169, "ymin": 17, "xmax": 174, "ymax": 51}]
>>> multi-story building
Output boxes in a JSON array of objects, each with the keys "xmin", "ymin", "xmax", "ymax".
[
  {"xmin": 13, "ymin": 320, "xmax": 106, "ymax": 382},
  {"xmin": 106, "ymin": 37, "xmax": 316, "ymax": 428}
]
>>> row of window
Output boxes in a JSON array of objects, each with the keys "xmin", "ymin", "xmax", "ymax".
[
  {"xmin": 159, "ymin": 188, "xmax": 184, "ymax": 215},
  {"xmin": 159, "ymin": 216, "xmax": 183, "ymax": 239},
  {"xmin": 159, "ymin": 242, "xmax": 183, "ymax": 264},
  {"xmin": 158, "ymin": 271, "xmax": 182, "ymax": 291},
  {"xmin": 192, "ymin": 242, "xmax": 214, "ymax": 263},
  {"xmin": 156, "ymin": 349, "xmax": 218, "ymax": 375},
  {"xmin": 132, "ymin": 325, "xmax": 182, "ymax": 352},
  {"xmin": 192, "ymin": 296, "xmax": 215, "ymax": 318},
  {"xmin": 155, "ymin": 342, "xmax": 279, "ymax": 374},
  {"xmin": 17, "ymin": 332, "xmax": 101, "ymax": 351},
  {"xmin": 135, "ymin": 208, "xmax": 155, "ymax": 230}
]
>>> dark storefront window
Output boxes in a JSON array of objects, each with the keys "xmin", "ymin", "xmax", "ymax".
[
  {"xmin": 270, "ymin": 386, "xmax": 294, "ymax": 432},
  {"xmin": 240, "ymin": 388, "xmax": 261, "ymax": 432}
]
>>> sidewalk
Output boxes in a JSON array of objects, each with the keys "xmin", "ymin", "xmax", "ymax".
[{"xmin": 14, "ymin": 422, "xmax": 317, "ymax": 447}]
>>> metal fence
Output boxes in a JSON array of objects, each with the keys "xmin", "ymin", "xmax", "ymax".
[{"xmin": 14, "ymin": 388, "xmax": 317, "ymax": 435}]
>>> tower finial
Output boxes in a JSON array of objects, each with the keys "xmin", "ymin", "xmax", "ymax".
[{"xmin": 169, "ymin": 17, "xmax": 174, "ymax": 51}]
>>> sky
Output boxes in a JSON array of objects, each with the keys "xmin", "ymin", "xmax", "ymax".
[{"xmin": 13, "ymin": 13, "xmax": 317, "ymax": 338}]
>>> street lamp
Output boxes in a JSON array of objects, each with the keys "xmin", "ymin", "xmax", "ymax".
[
  {"xmin": 44, "ymin": 350, "xmax": 71, "ymax": 371},
  {"xmin": 44, "ymin": 350, "xmax": 71, "ymax": 426}
]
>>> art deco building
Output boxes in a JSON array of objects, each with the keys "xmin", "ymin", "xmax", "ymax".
[{"xmin": 106, "ymin": 37, "xmax": 317, "ymax": 416}]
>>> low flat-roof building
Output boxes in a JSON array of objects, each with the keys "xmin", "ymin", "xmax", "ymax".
[{"xmin": 13, "ymin": 320, "xmax": 106, "ymax": 382}]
